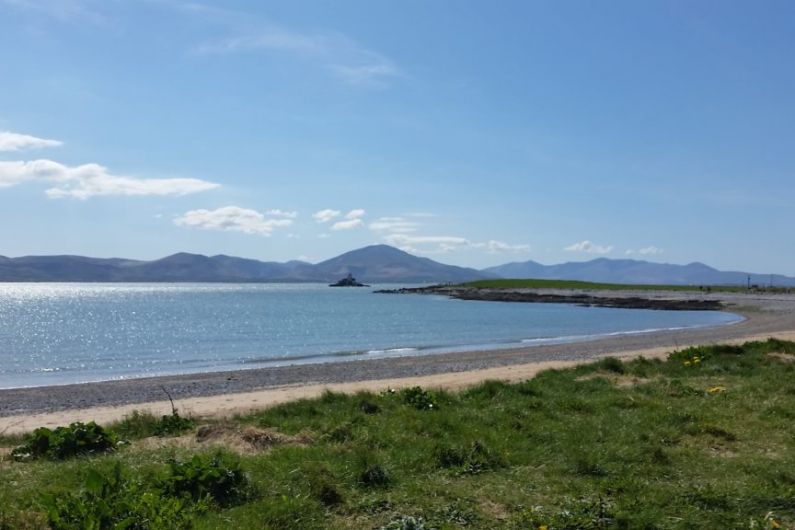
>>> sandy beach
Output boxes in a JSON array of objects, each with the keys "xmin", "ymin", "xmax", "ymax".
[{"xmin": 2, "ymin": 290, "xmax": 795, "ymax": 435}]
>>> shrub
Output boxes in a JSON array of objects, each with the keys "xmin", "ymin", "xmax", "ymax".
[
  {"xmin": 153, "ymin": 412, "xmax": 196, "ymax": 437},
  {"xmin": 11, "ymin": 422, "xmax": 117, "ymax": 461},
  {"xmin": 114, "ymin": 410, "xmax": 160, "ymax": 439},
  {"xmin": 115, "ymin": 410, "xmax": 195, "ymax": 438},
  {"xmin": 359, "ymin": 400, "xmax": 381, "ymax": 414},
  {"xmin": 597, "ymin": 356, "xmax": 626, "ymax": 374},
  {"xmin": 41, "ymin": 463, "xmax": 197, "ymax": 530},
  {"xmin": 161, "ymin": 452, "xmax": 251, "ymax": 507},
  {"xmin": 400, "ymin": 386, "xmax": 438, "ymax": 410}
]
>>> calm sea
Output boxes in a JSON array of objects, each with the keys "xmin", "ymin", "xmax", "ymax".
[{"xmin": 0, "ymin": 283, "xmax": 741, "ymax": 388}]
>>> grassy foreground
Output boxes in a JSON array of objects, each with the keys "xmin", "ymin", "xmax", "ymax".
[{"xmin": 2, "ymin": 340, "xmax": 795, "ymax": 529}]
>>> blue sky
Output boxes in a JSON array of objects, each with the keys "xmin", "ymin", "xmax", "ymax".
[{"xmin": 1, "ymin": 0, "xmax": 794, "ymax": 273}]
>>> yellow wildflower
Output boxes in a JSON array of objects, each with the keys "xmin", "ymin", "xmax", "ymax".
[
  {"xmin": 693, "ymin": 358, "xmax": 701, "ymax": 364},
  {"xmin": 683, "ymin": 360, "xmax": 691, "ymax": 366},
  {"xmin": 708, "ymin": 386, "xmax": 726, "ymax": 394}
]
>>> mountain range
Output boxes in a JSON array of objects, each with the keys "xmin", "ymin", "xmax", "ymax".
[{"xmin": 1, "ymin": 245, "xmax": 793, "ymax": 286}]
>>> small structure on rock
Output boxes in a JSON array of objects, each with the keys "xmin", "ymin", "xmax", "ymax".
[{"xmin": 329, "ymin": 273, "xmax": 369, "ymax": 287}]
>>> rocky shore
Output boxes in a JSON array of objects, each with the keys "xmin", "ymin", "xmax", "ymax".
[{"xmin": 375, "ymin": 285, "xmax": 724, "ymax": 311}]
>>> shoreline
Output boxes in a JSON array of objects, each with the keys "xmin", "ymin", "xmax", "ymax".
[
  {"xmin": 375, "ymin": 285, "xmax": 727, "ymax": 310},
  {"xmin": 3, "ymin": 291, "xmax": 795, "ymax": 434}
]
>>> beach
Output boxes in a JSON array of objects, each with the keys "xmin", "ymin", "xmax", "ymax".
[{"xmin": 2, "ymin": 290, "xmax": 795, "ymax": 435}]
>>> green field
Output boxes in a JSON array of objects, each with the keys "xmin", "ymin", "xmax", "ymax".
[
  {"xmin": 460, "ymin": 278, "xmax": 748, "ymax": 292},
  {"xmin": 2, "ymin": 340, "xmax": 794, "ymax": 529}
]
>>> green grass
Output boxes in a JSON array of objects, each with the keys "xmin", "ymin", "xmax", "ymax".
[
  {"xmin": 459, "ymin": 278, "xmax": 748, "ymax": 291},
  {"xmin": 2, "ymin": 339, "xmax": 795, "ymax": 529}
]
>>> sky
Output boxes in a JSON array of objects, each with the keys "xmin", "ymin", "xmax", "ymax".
[{"xmin": 1, "ymin": 0, "xmax": 794, "ymax": 273}]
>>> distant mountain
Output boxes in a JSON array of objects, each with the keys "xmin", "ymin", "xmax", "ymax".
[
  {"xmin": 314, "ymin": 245, "xmax": 492, "ymax": 283},
  {"xmin": 3, "ymin": 247, "xmax": 792, "ymax": 286},
  {"xmin": 484, "ymin": 257, "xmax": 795, "ymax": 287},
  {"xmin": 0, "ymin": 245, "xmax": 491, "ymax": 283}
]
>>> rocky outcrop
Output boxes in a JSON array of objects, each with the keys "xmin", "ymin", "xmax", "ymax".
[{"xmin": 375, "ymin": 286, "xmax": 724, "ymax": 311}]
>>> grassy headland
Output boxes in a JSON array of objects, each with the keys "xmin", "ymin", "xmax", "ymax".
[
  {"xmin": 462, "ymin": 278, "xmax": 737, "ymax": 292},
  {"xmin": 463, "ymin": 278, "xmax": 699, "ymax": 291},
  {"xmin": 2, "ymin": 339, "xmax": 794, "ymax": 529}
]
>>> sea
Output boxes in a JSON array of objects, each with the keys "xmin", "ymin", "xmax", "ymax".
[{"xmin": 0, "ymin": 283, "xmax": 742, "ymax": 389}]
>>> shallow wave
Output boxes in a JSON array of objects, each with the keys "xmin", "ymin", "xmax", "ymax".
[
  {"xmin": 519, "ymin": 322, "xmax": 729, "ymax": 346},
  {"xmin": 243, "ymin": 346, "xmax": 421, "ymax": 365}
]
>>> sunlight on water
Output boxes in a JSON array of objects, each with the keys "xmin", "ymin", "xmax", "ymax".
[{"xmin": 0, "ymin": 283, "xmax": 741, "ymax": 388}]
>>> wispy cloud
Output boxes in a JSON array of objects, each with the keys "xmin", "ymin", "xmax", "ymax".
[
  {"xmin": 564, "ymin": 240, "xmax": 614, "ymax": 255},
  {"xmin": 174, "ymin": 205, "xmax": 292, "ymax": 235},
  {"xmin": 266, "ymin": 209, "xmax": 297, "ymax": 219},
  {"xmin": 372, "ymin": 213, "xmax": 527, "ymax": 254},
  {"xmin": 485, "ymin": 240, "xmax": 531, "ymax": 253},
  {"xmin": 626, "ymin": 246, "xmax": 663, "ymax": 256},
  {"xmin": 331, "ymin": 218, "xmax": 364, "ymax": 231},
  {"xmin": 314, "ymin": 208, "xmax": 365, "ymax": 229},
  {"xmin": 385, "ymin": 234, "xmax": 529, "ymax": 255},
  {"xmin": 0, "ymin": 131, "xmax": 63, "ymax": 152},
  {"xmin": 328, "ymin": 62, "xmax": 400, "ymax": 87},
  {"xmin": 385, "ymin": 234, "xmax": 469, "ymax": 254},
  {"xmin": 330, "ymin": 209, "xmax": 366, "ymax": 230},
  {"xmin": 0, "ymin": 159, "xmax": 219, "ymax": 199},
  {"xmin": 312, "ymin": 209, "xmax": 341, "ymax": 223},
  {"xmin": 344, "ymin": 208, "xmax": 365, "ymax": 219},
  {"xmin": 195, "ymin": 19, "xmax": 401, "ymax": 87},
  {"xmin": 1, "ymin": 0, "xmax": 111, "ymax": 26},
  {"xmin": 369, "ymin": 216, "xmax": 420, "ymax": 234}
]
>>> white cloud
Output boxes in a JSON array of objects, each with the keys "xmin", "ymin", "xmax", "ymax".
[
  {"xmin": 369, "ymin": 216, "xmax": 420, "ymax": 234},
  {"xmin": 626, "ymin": 246, "xmax": 663, "ymax": 256},
  {"xmin": 174, "ymin": 206, "xmax": 293, "ymax": 235},
  {"xmin": 384, "ymin": 234, "xmax": 528, "ymax": 255},
  {"xmin": 0, "ymin": 159, "xmax": 219, "ymax": 199},
  {"xmin": 312, "ymin": 209, "xmax": 341, "ymax": 223},
  {"xmin": 266, "ymin": 209, "xmax": 297, "ymax": 218},
  {"xmin": 385, "ymin": 234, "xmax": 471, "ymax": 254},
  {"xmin": 486, "ymin": 240, "xmax": 530, "ymax": 253},
  {"xmin": 384, "ymin": 233, "xmax": 466, "ymax": 254},
  {"xmin": 313, "ymin": 208, "xmax": 364, "ymax": 228},
  {"xmin": 0, "ymin": 131, "xmax": 63, "ymax": 152},
  {"xmin": 344, "ymin": 208, "xmax": 365, "ymax": 219},
  {"xmin": 564, "ymin": 240, "xmax": 614, "ymax": 255},
  {"xmin": 331, "ymin": 218, "xmax": 364, "ymax": 231}
]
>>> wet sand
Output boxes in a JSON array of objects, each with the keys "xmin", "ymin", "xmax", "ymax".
[{"xmin": 2, "ymin": 290, "xmax": 794, "ymax": 435}]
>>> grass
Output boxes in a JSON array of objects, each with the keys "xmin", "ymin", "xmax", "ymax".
[
  {"xmin": 1, "ymin": 339, "xmax": 795, "ymax": 529},
  {"xmin": 458, "ymin": 278, "xmax": 788, "ymax": 293}
]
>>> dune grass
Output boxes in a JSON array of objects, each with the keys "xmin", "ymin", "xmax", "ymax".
[{"xmin": 2, "ymin": 339, "xmax": 795, "ymax": 529}]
